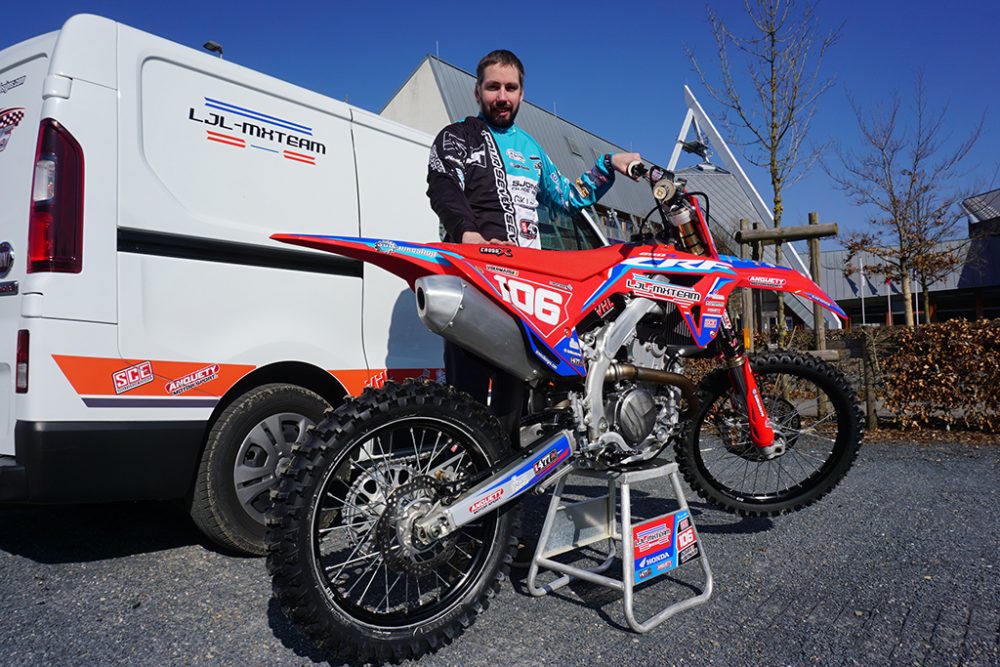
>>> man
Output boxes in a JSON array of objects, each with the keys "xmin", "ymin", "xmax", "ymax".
[{"xmin": 426, "ymin": 49, "xmax": 640, "ymax": 443}]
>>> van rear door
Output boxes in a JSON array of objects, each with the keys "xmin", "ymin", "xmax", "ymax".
[{"xmin": 0, "ymin": 33, "xmax": 56, "ymax": 455}]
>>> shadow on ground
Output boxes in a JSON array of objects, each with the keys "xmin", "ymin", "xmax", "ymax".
[{"xmin": 0, "ymin": 501, "xmax": 224, "ymax": 563}]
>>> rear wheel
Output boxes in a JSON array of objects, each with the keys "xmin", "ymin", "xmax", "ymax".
[
  {"xmin": 267, "ymin": 381, "xmax": 516, "ymax": 663},
  {"xmin": 676, "ymin": 352, "xmax": 863, "ymax": 516},
  {"xmin": 190, "ymin": 383, "xmax": 329, "ymax": 555}
]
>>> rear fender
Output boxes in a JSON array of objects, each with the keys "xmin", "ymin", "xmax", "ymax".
[
  {"xmin": 722, "ymin": 255, "xmax": 847, "ymax": 321},
  {"xmin": 272, "ymin": 234, "xmax": 458, "ymax": 288}
]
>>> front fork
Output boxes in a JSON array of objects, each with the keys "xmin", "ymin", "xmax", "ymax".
[{"xmin": 716, "ymin": 320, "xmax": 776, "ymax": 450}]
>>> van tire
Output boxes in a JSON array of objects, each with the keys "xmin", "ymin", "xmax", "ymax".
[{"xmin": 190, "ymin": 383, "xmax": 329, "ymax": 555}]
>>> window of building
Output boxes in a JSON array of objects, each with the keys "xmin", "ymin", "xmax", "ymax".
[
  {"xmin": 565, "ymin": 136, "xmax": 582, "ymax": 157},
  {"xmin": 539, "ymin": 209, "xmax": 603, "ymax": 250}
]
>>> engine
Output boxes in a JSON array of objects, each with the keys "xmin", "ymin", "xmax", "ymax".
[
  {"xmin": 605, "ymin": 384, "xmax": 658, "ymax": 446},
  {"xmin": 600, "ymin": 339, "xmax": 692, "ymax": 456}
]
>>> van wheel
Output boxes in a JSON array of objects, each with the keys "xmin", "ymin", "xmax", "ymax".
[{"xmin": 191, "ymin": 383, "xmax": 330, "ymax": 555}]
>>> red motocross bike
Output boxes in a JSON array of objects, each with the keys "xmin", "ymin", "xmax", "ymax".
[{"xmin": 266, "ymin": 164, "xmax": 863, "ymax": 661}]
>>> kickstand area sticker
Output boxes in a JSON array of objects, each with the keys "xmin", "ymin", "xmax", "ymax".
[{"xmin": 632, "ymin": 508, "xmax": 701, "ymax": 584}]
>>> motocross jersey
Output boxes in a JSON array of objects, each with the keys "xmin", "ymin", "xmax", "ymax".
[{"xmin": 427, "ymin": 115, "xmax": 615, "ymax": 249}]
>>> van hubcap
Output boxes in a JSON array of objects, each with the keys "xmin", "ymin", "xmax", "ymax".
[{"xmin": 233, "ymin": 412, "xmax": 315, "ymax": 523}]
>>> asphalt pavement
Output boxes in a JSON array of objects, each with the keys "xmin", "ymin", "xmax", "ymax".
[{"xmin": 1, "ymin": 440, "xmax": 998, "ymax": 667}]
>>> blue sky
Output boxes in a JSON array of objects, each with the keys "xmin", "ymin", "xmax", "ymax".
[{"xmin": 5, "ymin": 0, "xmax": 998, "ymax": 245}]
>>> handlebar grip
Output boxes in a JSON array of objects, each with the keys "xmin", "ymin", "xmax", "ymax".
[{"xmin": 627, "ymin": 161, "xmax": 646, "ymax": 179}]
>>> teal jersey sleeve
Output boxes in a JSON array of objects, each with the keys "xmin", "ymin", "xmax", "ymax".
[{"xmin": 538, "ymin": 151, "xmax": 615, "ymax": 213}]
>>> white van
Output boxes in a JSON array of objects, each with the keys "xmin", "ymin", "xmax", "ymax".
[
  {"xmin": 0, "ymin": 13, "xmax": 456, "ymax": 555},
  {"xmin": 0, "ymin": 15, "xmax": 608, "ymax": 554}
]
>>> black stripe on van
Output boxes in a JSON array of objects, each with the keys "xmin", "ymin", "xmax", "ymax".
[
  {"xmin": 117, "ymin": 228, "xmax": 363, "ymax": 278},
  {"xmin": 82, "ymin": 397, "xmax": 220, "ymax": 408}
]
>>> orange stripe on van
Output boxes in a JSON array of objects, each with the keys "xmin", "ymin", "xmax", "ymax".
[
  {"xmin": 53, "ymin": 355, "xmax": 256, "ymax": 397},
  {"xmin": 52, "ymin": 355, "xmax": 443, "ymax": 401}
]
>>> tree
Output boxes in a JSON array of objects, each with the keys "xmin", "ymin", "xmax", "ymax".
[
  {"xmin": 912, "ymin": 240, "xmax": 966, "ymax": 324},
  {"xmin": 827, "ymin": 76, "xmax": 983, "ymax": 327},
  {"xmin": 687, "ymin": 0, "xmax": 838, "ymax": 340}
]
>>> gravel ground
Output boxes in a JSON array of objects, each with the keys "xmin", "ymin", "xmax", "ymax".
[{"xmin": 1, "ymin": 440, "xmax": 998, "ymax": 667}]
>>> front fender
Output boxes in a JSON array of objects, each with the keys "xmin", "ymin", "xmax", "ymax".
[
  {"xmin": 721, "ymin": 255, "xmax": 847, "ymax": 321},
  {"xmin": 272, "ymin": 234, "xmax": 454, "ymax": 288}
]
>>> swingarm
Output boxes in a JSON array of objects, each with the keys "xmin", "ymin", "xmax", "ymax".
[{"xmin": 415, "ymin": 430, "xmax": 575, "ymax": 541}]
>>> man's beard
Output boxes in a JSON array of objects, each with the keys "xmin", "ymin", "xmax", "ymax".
[{"xmin": 481, "ymin": 100, "xmax": 519, "ymax": 129}]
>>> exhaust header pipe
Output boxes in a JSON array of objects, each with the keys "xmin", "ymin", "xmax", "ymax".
[
  {"xmin": 415, "ymin": 275, "xmax": 547, "ymax": 382},
  {"xmin": 605, "ymin": 363, "xmax": 700, "ymax": 418}
]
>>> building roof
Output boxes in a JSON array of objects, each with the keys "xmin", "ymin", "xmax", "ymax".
[
  {"xmin": 818, "ymin": 236, "xmax": 1000, "ymax": 301},
  {"xmin": 679, "ymin": 165, "xmax": 759, "ymax": 254},
  {"xmin": 963, "ymin": 187, "xmax": 1000, "ymax": 224}
]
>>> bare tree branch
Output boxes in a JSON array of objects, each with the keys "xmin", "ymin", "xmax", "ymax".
[
  {"xmin": 824, "ymin": 75, "xmax": 983, "ymax": 326},
  {"xmin": 686, "ymin": 0, "xmax": 840, "ymax": 339}
]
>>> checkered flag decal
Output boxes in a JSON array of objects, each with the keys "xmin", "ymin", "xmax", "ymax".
[{"xmin": 0, "ymin": 108, "xmax": 25, "ymax": 130}]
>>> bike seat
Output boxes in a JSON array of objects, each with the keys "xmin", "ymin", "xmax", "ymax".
[{"xmin": 440, "ymin": 243, "xmax": 633, "ymax": 282}]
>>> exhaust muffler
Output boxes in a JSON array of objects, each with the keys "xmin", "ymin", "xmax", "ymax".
[{"xmin": 415, "ymin": 275, "xmax": 547, "ymax": 382}]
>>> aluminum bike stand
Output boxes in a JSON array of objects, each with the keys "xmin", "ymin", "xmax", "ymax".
[{"xmin": 526, "ymin": 461, "xmax": 713, "ymax": 633}]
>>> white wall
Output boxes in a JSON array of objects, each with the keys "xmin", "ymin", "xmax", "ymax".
[{"xmin": 381, "ymin": 59, "xmax": 450, "ymax": 137}]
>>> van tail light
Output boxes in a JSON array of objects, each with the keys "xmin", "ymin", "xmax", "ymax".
[
  {"xmin": 16, "ymin": 330, "xmax": 29, "ymax": 393},
  {"xmin": 27, "ymin": 119, "xmax": 84, "ymax": 273}
]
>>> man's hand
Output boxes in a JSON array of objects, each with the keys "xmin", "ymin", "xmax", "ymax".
[
  {"xmin": 461, "ymin": 231, "xmax": 489, "ymax": 244},
  {"xmin": 461, "ymin": 231, "xmax": 514, "ymax": 245},
  {"xmin": 610, "ymin": 152, "xmax": 643, "ymax": 178}
]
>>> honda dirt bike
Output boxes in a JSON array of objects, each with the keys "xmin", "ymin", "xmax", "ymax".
[{"xmin": 265, "ymin": 164, "xmax": 863, "ymax": 661}]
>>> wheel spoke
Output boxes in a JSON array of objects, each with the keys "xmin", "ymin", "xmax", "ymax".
[
  {"xmin": 324, "ymin": 549, "xmax": 380, "ymax": 572},
  {"xmin": 349, "ymin": 551, "xmax": 386, "ymax": 602},
  {"xmin": 326, "ymin": 518, "xmax": 382, "ymax": 582},
  {"xmin": 422, "ymin": 431, "xmax": 449, "ymax": 474},
  {"xmin": 324, "ymin": 491, "xmax": 372, "ymax": 516},
  {"xmin": 348, "ymin": 457, "xmax": 392, "ymax": 500}
]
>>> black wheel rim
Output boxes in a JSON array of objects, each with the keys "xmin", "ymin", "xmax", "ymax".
[
  {"xmin": 692, "ymin": 367, "xmax": 846, "ymax": 504},
  {"xmin": 309, "ymin": 416, "xmax": 500, "ymax": 628}
]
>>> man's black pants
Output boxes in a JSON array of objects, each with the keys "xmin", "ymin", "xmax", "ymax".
[{"xmin": 444, "ymin": 341, "xmax": 524, "ymax": 447}]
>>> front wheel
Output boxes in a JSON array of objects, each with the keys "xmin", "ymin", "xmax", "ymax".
[
  {"xmin": 266, "ymin": 381, "xmax": 517, "ymax": 663},
  {"xmin": 676, "ymin": 352, "xmax": 864, "ymax": 516}
]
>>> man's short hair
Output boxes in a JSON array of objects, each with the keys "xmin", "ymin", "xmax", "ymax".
[{"xmin": 475, "ymin": 50, "xmax": 524, "ymax": 86}]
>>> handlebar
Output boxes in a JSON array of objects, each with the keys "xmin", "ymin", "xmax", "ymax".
[
  {"xmin": 627, "ymin": 161, "xmax": 681, "ymax": 204},
  {"xmin": 627, "ymin": 161, "xmax": 647, "ymax": 179},
  {"xmin": 625, "ymin": 158, "xmax": 712, "ymax": 256}
]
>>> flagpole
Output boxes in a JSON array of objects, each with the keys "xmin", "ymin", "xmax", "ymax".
[
  {"xmin": 885, "ymin": 277, "xmax": 891, "ymax": 326},
  {"xmin": 859, "ymin": 255, "xmax": 867, "ymax": 325}
]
